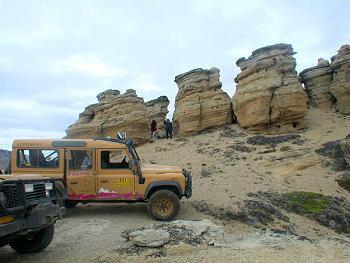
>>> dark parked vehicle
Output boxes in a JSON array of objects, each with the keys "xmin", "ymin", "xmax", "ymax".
[{"xmin": 0, "ymin": 177, "xmax": 65, "ymax": 253}]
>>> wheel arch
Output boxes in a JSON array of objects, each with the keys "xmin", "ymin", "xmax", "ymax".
[{"xmin": 145, "ymin": 181, "xmax": 183, "ymax": 199}]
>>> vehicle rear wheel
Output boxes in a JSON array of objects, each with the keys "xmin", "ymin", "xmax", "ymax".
[
  {"xmin": 147, "ymin": 190, "xmax": 180, "ymax": 221},
  {"xmin": 9, "ymin": 224, "xmax": 54, "ymax": 254},
  {"xmin": 65, "ymin": 200, "xmax": 79, "ymax": 208}
]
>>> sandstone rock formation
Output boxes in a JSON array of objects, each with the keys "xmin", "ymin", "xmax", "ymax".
[
  {"xmin": 66, "ymin": 89, "xmax": 150, "ymax": 144},
  {"xmin": 300, "ymin": 45, "xmax": 350, "ymax": 114},
  {"xmin": 145, "ymin": 96, "xmax": 170, "ymax": 134},
  {"xmin": 329, "ymin": 45, "xmax": 350, "ymax": 114},
  {"xmin": 173, "ymin": 68, "xmax": 233, "ymax": 136},
  {"xmin": 299, "ymin": 59, "xmax": 334, "ymax": 109},
  {"xmin": 233, "ymin": 43, "xmax": 308, "ymax": 134}
]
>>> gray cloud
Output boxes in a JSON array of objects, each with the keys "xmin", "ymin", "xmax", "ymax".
[{"xmin": 0, "ymin": 0, "xmax": 349, "ymax": 149}]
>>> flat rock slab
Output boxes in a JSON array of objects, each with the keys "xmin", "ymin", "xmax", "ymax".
[
  {"xmin": 124, "ymin": 219, "xmax": 225, "ymax": 248},
  {"xmin": 129, "ymin": 229, "xmax": 170, "ymax": 247}
]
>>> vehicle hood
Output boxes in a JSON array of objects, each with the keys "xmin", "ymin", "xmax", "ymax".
[
  {"xmin": 141, "ymin": 164, "xmax": 182, "ymax": 174},
  {"xmin": 0, "ymin": 173, "xmax": 46, "ymax": 181}
]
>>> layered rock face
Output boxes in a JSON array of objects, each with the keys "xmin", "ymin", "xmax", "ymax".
[
  {"xmin": 173, "ymin": 68, "xmax": 233, "ymax": 136},
  {"xmin": 299, "ymin": 59, "xmax": 334, "ymax": 109},
  {"xmin": 329, "ymin": 45, "xmax": 350, "ymax": 114},
  {"xmin": 66, "ymin": 89, "xmax": 150, "ymax": 144},
  {"xmin": 233, "ymin": 44, "xmax": 308, "ymax": 134},
  {"xmin": 145, "ymin": 96, "xmax": 170, "ymax": 133},
  {"xmin": 300, "ymin": 45, "xmax": 350, "ymax": 114}
]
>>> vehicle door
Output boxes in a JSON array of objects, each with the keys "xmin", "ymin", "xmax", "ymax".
[
  {"xmin": 97, "ymin": 148, "xmax": 135, "ymax": 199},
  {"xmin": 66, "ymin": 149, "xmax": 96, "ymax": 200}
]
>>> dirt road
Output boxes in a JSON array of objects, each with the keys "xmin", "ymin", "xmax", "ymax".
[{"xmin": 0, "ymin": 202, "xmax": 202, "ymax": 262}]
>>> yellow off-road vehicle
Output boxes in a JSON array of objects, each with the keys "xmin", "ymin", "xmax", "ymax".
[{"xmin": 9, "ymin": 137, "xmax": 192, "ymax": 221}]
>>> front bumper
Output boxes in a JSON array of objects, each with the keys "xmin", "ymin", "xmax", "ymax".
[
  {"xmin": 0, "ymin": 201, "xmax": 64, "ymax": 238},
  {"xmin": 183, "ymin": 169, "xmax": 192, "ymax": 198}
]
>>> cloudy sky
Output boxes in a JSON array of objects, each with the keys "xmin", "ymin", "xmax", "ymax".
[{"xmin": 0, "ymin": 0, "xmax": 349, "ymax": 149}]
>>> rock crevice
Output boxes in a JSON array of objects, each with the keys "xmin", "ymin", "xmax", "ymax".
[{"xmin": 145, "ymin": 96, "xmax": 170, "ymax": 135}]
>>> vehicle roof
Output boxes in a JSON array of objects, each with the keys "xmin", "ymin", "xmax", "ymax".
[{"xmin": 12, "ymin": 139, "xmax": 128, "ymax": 149}]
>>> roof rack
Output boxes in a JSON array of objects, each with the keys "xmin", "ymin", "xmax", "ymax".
[{"xmin": 94, "ymin": 137, "xmax": 135, "ymax": 146}]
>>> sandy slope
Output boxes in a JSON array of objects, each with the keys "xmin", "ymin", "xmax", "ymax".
[
  {"xmin": 1, "ymin": 107, "xmax": 349, "ymax": 262},
  {"xmin": 138, "ymin": 107, "xmax": 350, "ymax": 204}
]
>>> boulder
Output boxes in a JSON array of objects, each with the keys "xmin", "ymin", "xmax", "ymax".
[
  {"xmin": 145, "ymin": 96, "xmax": 170, "ymax": 136},
  {"xmin": 299, "ymin": 59, "xmax": 334, "ymax": 109},
  {"xmin": 65, "ymin": 89, "xmax": 150, "ymax": 144},
  {"xmin": 316, "ymin": 135, "xmax": 350, "ymax": 171},
  {"xmin": 128, "ymin": 229, "xmax": 170, "ymax": 247},
  {"xmin": 169, "ymin": 219, "xmax": 224, "ymax": 245},
  {"xmin": 233, "ymin": 43, "xmax": 308, "ymax": 134},
  {"xmin": 329, "ymin": 45, "xmax": 350, "ymax": 114},
  {"xmin": 337, "ymin": 171, "xmax": 350, "ymax": 192},
  {"xmin": 173, "ymin": 68, "xmax": 233, "ymax": 136},
  {"xmin": 123, "ymin": 219, "xmax": 224, "ymax": 247}
]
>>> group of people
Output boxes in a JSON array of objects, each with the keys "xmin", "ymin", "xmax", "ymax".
[{"xmin": 150, "ymin": 118, "xmax": 173, "ymax": 140}]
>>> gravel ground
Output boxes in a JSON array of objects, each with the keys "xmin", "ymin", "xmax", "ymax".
[{"xmin": 0, "ymin": 202, "xmax": 201, "ymax": 263}]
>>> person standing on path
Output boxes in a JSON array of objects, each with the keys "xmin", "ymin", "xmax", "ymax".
[
  {"xmin": 150, "ymin": 119, "xmax": 157, "ymax": 140},
  {"xmin": 164, "ymin": 119, "xmax": 173, "ymax": 139}
]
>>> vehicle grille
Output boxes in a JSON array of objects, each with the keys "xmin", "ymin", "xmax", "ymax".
[
  {"xmin": 25, "ymin": 183, "xmax": 47, "ymax": 202},
  {"xmin": 1, "ymin": 181, "xmax": 50, "ymax": 210},
  {"xmin": 2, "ymin": 183, "xmax": 24, "ymax": 209}
]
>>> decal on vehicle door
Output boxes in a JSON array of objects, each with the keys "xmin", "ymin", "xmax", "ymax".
[
  {"xmin": 69, "ymin": 171, "xmax": 93, "ymax": 176},
  {"xmin": 112, "ymin": 178, "xmax": 131, "ymax": 187}
]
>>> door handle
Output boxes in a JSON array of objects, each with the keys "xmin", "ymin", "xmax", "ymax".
[
  {"xmin": 100, "ymin": 180, "xmax": 108, "ymax": 183},
  {"xmin": 70, "ymin": 182, "xmax": 78, "ymax": 185}
]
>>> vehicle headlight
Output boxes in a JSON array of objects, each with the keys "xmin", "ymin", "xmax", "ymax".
[
  {"xmin": 24, "ymin": 184, "xmax": 34, "ymax": 193},
  {"xmin": 45, "ymin": 182, "xmax": 53, "ymax": 191},
  {"xmin": 0, "ymin": 192, "xmax": 7, "ymax": 207}
]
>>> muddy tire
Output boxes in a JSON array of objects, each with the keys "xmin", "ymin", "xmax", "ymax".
[
  {"xmin": 9, "ymin": 224, "xmax": 54, "ymax": 254},
  {"xmin": 65, "ymin": 200, "xmax": 79, "ymax": 208},
  {"xmin": 147, "ymin": 190, "xmax": 180, "ymax": 221}
]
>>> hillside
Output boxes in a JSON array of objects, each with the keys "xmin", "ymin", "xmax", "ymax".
[{"xmin": 1, "ymin": 107, "xmax": 349, "ymax": 263}]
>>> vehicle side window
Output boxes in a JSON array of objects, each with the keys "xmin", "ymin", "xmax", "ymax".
[
  {"xmin": 17, "ymin": 149, "xmax": 59, "ymax": 168},
  {"xmin": 69, "ymin": 150, "xmax": 93, "ymax": 170},
  {"xmin": 101, "ymin": 150, "xmax": 129, "ymax": 169}
]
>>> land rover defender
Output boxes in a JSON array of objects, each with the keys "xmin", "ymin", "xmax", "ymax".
[
  {"xmin": 10, "ymin": 138, "xmax": 192, "ymax": 220},
  {"xmin": 0, "ymin": 176, "xmax": 64, "ymax": 253}
]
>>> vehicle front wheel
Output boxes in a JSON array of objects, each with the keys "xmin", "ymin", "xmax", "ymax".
[
  {"xmin": 147, "ymin": 189, "xmax": 180, "ymax": 221},
  {"xmin": 9, "ymin": 224, "xmax": 54, "ymax": 254}
]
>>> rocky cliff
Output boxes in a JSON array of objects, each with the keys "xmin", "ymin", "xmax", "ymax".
[
  {"xmin": 329, "ymin": 45, "xmax": 350, "ymax": 114},
  {"xmin": 299, "ymin": 59, "xmax": 334, "ymax": 109},
  {"xmin": 66, "ymin": 89, "xmax": 150, "ymax": 144},
  {"xmin": 173, "ymin": 68, "xmax": 233, "ymax": 136},
  {"xmin": 145, "ymin": 96, "xmax": 170, "ymax": 133},
  {"xmin": 300, "ymin": 45, "xmax": 350, "ymax": 114},
  {"xmin": 233, "ymin": 43, "xmax": 308, "ymax": 134}
]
